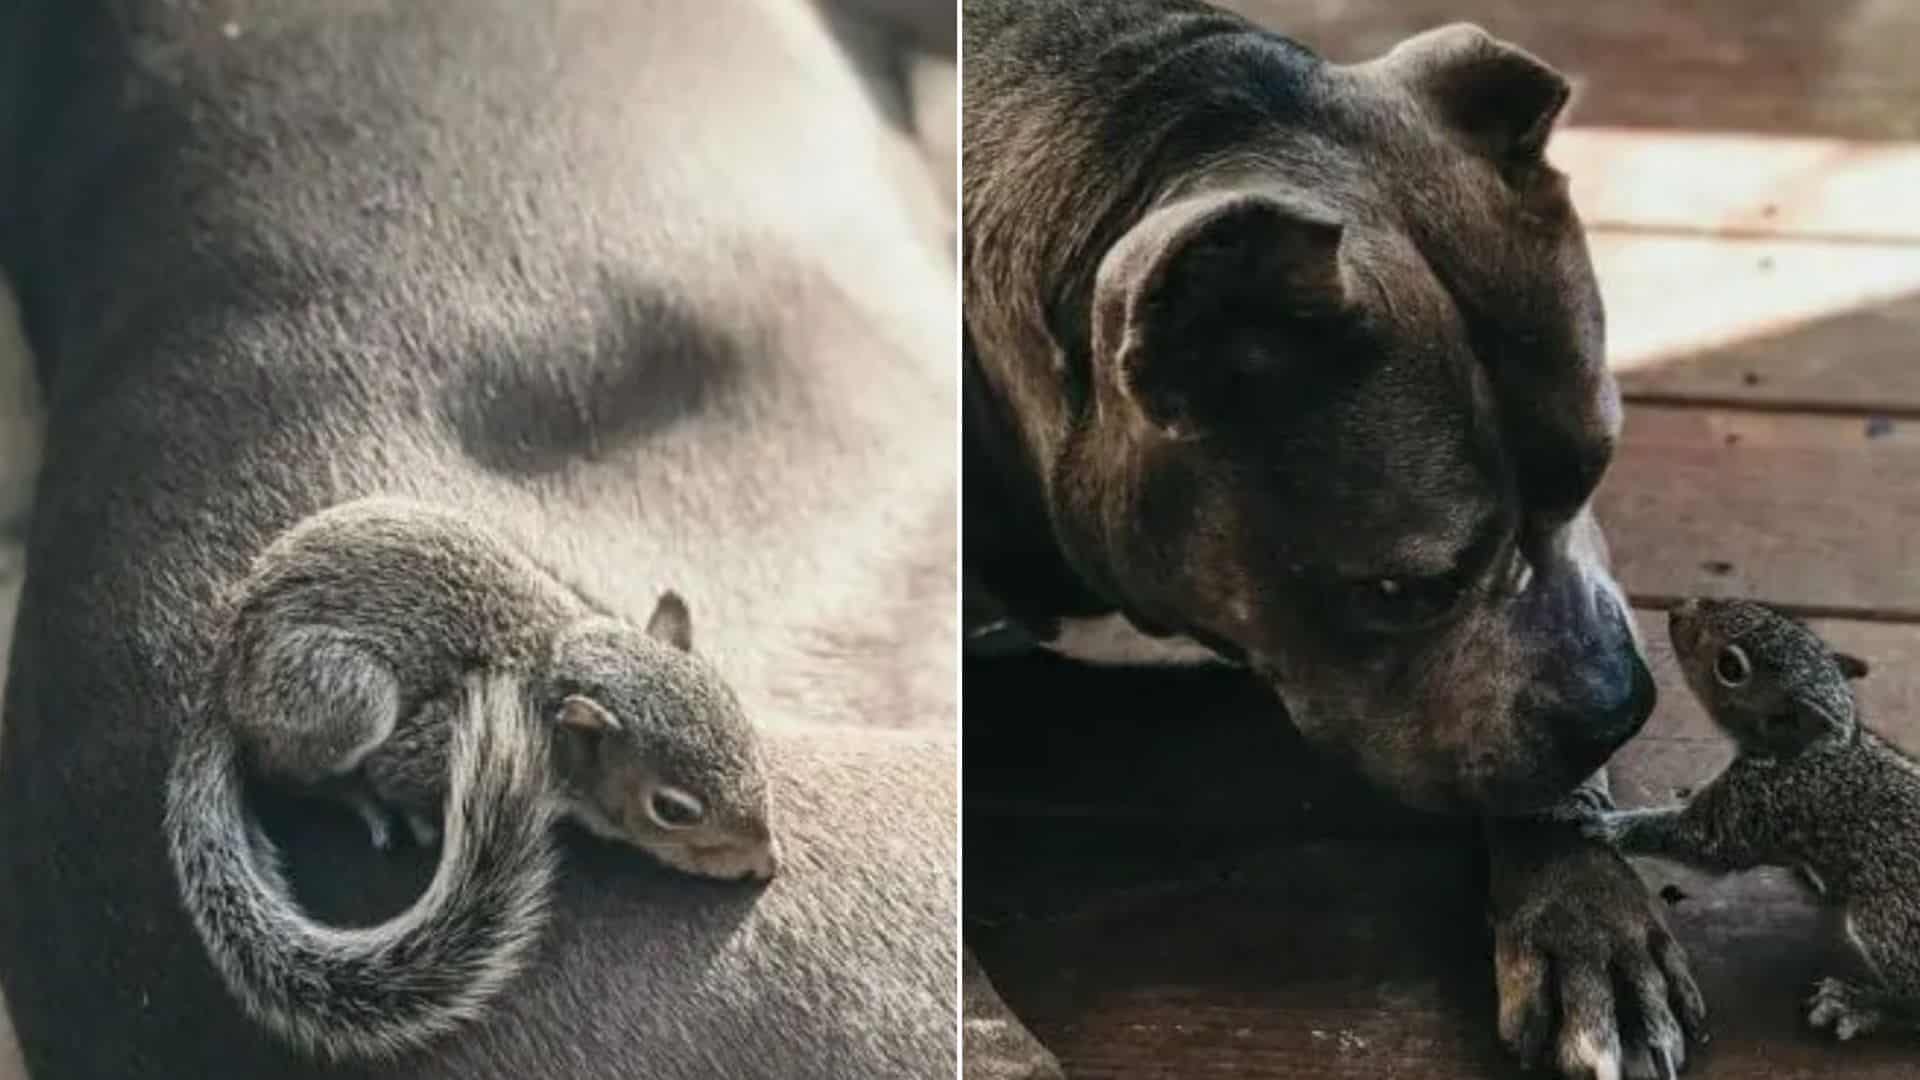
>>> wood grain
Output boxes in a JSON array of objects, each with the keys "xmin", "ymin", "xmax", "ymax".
[
  {"xmin": 973, "ymin": 834, "xmax": 1919, "ymax": 1079},
  {"xmin": 1597, "ymin": 406, "xmax": 1920, "ymax": 618},
  {"xmin": 1611, "ymin": 287, "xmax": 1920, "ymax": 416},
  {"xmin": 1556, "ymin": 128, "xmax": 1920, "ymax": 244},
  {"xmin": 967, "ymin": 603, "xmax": 1920, "ymax": 1077},
  {"xmin": 1224, "ymin": 0, "xmax": 1920, "ymax": 141},
  {"xmin": 1589, "ymin": 235, "xmax": 1920, "ymax": 397}
]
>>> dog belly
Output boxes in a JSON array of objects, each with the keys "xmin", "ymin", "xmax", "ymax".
[{"xmin": 0, "ymin": 0, "xmax": 955, "ymax": 1075}]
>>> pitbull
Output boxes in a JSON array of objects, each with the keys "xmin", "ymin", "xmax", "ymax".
[
  {"xmin": 963, "ymin": 1, "xmax": 1704, "ymax": 1077},
  {"xmin": 0, "ymin": 1, "xmax": 956, "ymax": 1077}
]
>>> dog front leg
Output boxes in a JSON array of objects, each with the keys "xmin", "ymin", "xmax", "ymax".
[
  {"xmin": 1485, "ymin": 771, "xmax": 1710, "ymax": 1080},
  {"xmin": 963, "ymin": 949, "xmax": 1065, "ymax": 1080}
]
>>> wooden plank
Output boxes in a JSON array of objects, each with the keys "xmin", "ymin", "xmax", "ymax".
[
  {"xmin": 971, "ymin": 842, "xmax": 1506, "ymax": 1080},
  {"xmin": 1554, "ymin": 128, "xmax": 1920, "ymax": 243},
  {"xmin": 1587, "ymin": 233, "xmax": 1920, "ymax": 392},
  {"xmin": 1598, "ymin": 406, "xmax": 1920, "ymax": 618},
  {"xmin": 972, "ymin": 830, "xmax": 1914, "ymax": 1079},
  {"xmin": 964, "ymin": 653, "xmax": 1442, "ymax": 836},
  {"xmin": 1612, "ymin": 286, "xmax": 1920, "ymax": 415},
  {"xmin": 968, "ymin": 609, "xmax": 1920, "ymax": 1075},
  {"xmin": 1223, "ymin": 0, "xmax": 1920, "ymax": 141},
  {"xmin": 970, "ymin": 609, "xmax": 1920, "ymax": 1077}
]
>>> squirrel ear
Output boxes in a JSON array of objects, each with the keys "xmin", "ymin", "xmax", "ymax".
[
  {"xmin": 1833, "ymin": 652, "xmax": 1871, "ymax": 680},
  {"xmin": 645, "ymin": 590, "xmax": 693, "ymax": 651},
  {"xmin": 557, "ymin": 694, "xmax": 620, "ymax": 734}
]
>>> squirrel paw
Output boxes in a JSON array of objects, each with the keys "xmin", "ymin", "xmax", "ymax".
[
  {"xmin": 1807, "ymin": 977, "xmax": 1884, "ymax": 1041},
  {"xmin": 341, "ymin": 791, "xmax": 435, "ymax": 852},
  {"xmin": 404, "ymin": 811, "xmax": 442, "ymax": 848},
  {"xmin": 344, "ymin": 794, "xmax": 398, "ymax": 851}
]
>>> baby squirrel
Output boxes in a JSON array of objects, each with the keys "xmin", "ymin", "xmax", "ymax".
[
  {"xmin": 1588, "ymin": 597, "xmax": 1919, "ymax": 1042},
  {"xmin": 165, "ymin": 496, "xmax": 776, "ymax": 1061}
]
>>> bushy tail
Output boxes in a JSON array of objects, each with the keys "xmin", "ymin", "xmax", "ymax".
[{"xmin": 164, "ymin": 670, "xmax": 559, "ymax": 1060}]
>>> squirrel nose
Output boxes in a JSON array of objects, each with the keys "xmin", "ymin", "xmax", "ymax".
[{"xmin": 743, "ymin": 837, "xmax": 781, "ymax": 882}]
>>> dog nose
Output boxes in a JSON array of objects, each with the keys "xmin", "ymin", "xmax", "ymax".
[{"xmin": 1557, "ymin": 651, "xmax": 1656, "ymax": 769}]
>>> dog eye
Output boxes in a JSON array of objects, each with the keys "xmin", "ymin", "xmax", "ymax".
[
  {"xmin": 647, "ymin": 787, "xmax": 706, "ymax": 829},
  {"xmin": 1344, "ymin": 573, "xmax": 1468, "ymax": 633},
  {"xmin": 1714, "ymin": 645, "xmax": 1752, "ymax": 687}
]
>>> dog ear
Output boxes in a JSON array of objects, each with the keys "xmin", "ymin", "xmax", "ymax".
[
  {"xmin": 1380, "ymin": 23, "xmax": 1570, "ymax": 163},
  {"xmin": 1092, "ymin": 188, "xmax": 1348, "ymax": 432},
  {"xmin": 1833, "ymin": 651, "xmax": 1871, "ymax": 680},
  {"xmin": 645, "ymin": 590, "xmax": 694, "ymax": 651}
]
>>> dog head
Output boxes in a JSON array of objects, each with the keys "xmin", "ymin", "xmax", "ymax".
[{"xmin": 1061, "ymin": 25, "xmax": 1648, "ymax": 814}]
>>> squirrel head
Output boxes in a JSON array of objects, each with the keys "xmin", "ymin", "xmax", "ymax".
[
  {"xmin": 1668, "ymin": 597, "xmax": 1868, "ymax": 760},
  {"xmin": 545, "ymin": 592, "xmax": 777, "ymax": 882}
]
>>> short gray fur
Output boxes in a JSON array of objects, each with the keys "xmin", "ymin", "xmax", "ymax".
[
  {"xmin": 210, "ymin": 496, "xmax": 775, "ymax": 880},
  {"xmin": 0, "ymin": 0, "xmax": 958, "ymax": 1076},
  {"xmin": 962, "ymin": 1, "xmax": 1690, "ymax": 1077},
  {"xmin": 166, "ymin": 496, "xmax": 779, "ymax": 1060},
  {"xmin": 168, "ymin": 667, "xmax": 561, "ymax": 1060},
  {"xmin": 1594, "ymin": 598, "xmax": 1920, "ymax": 1041}
]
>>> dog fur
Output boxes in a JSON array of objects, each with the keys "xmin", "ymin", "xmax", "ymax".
[
  {"xmin": 0, "ymin": 0, "xmax": 957, "ymax": 1077},
  {"xmin": 962, "ymin": 3, "xmax": 1699, "ymax": 1078}
]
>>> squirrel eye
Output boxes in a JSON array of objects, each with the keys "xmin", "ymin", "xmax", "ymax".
[
  {"xmin": 647, "ymin": 787, "xmax": 706, "ymax": 829},
  {"xmin": 1714, "ymin": 644, "xmax": 1752, "ymax": 687}
]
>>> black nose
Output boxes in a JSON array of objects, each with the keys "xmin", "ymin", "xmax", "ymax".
[{"xmin": 1556, "ymin": 652, "xmax": 1657, "ymax": 770}]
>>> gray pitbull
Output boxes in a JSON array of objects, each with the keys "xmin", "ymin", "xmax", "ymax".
[
  {"xmin": 964, "ymin": 1, "xmax": 1704, "ymax": 1077},
  {"xmin": 0, "ymin": 1, "xmax": 956, "ymax": 1077}
]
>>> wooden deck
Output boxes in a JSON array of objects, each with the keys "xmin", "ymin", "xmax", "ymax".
[{"xmin": 966, "ymin": 1, "xmax": 1920, "ymax": 1076}]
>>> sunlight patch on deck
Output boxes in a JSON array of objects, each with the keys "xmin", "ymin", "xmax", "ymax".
[{"xmin": 1553, "ymin": 127, "xmax": 1920, "ymax": 373}]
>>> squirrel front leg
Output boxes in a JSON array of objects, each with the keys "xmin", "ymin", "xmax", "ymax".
[
  {"xmin": 229, "ymin": 626, "xmax": 404, "ymax": 785},
  {"xmin": 1591, "ymin": 806, "xmax": 1687, "ymax": 856},
  {"xmin": 358, "ymin": 691, "xmax": 461, "ymax": 849},
  {"xmin": 1591, "ymin": 797, "xmax": 1759, "ymax": 873}
]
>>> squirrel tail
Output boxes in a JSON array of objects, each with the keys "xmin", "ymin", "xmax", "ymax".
[{"xmin": 164, "ymin": 669, "xmax": 559, "ymax": 1061}]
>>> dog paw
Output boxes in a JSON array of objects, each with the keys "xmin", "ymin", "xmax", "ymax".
[
  {"xmin": 1807, "ymin": 977, "xmax": 1883, "ymax": 1041},
  {"xmin": 964, "ymin": 952, "xmax": 1065, "ymax": 1080},
  {"xmin": 964, "ymin": 1015, "xmax": 1066, "ymax": 1080},
  {"xmin": 1491, "ymin": 837, "xmax": 1708, "ymax": 1080}
]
